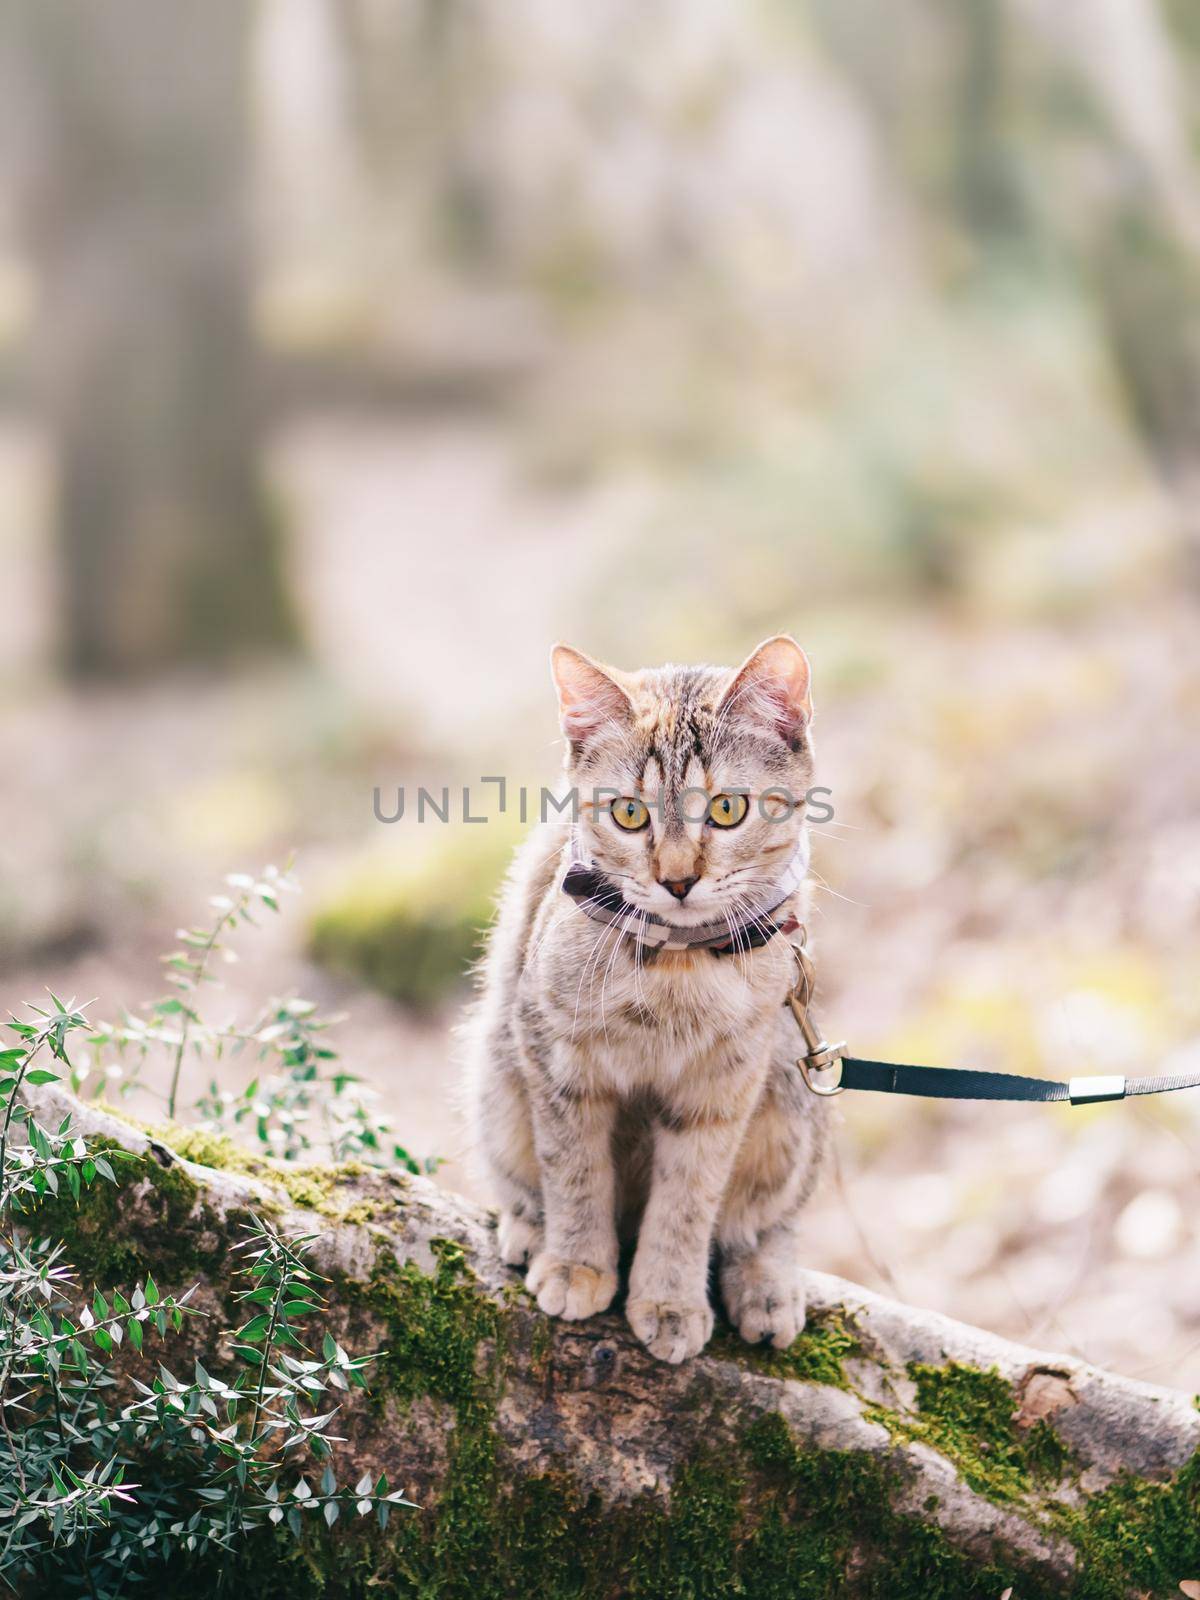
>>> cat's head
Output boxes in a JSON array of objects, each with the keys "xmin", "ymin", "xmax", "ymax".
[{"xmin": 551, "ymin": 636, "xmax": 814, "ymax": 927}]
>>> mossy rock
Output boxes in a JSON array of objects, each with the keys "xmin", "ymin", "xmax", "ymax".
[{"xmin": 25, "ymin": 1085, "xmax": 1200, "ymax": 1599}]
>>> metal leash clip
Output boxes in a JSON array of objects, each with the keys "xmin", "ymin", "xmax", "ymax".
[{"xmin": 786, "ymin": 931, "xmax": 847, "ymax": 1096}]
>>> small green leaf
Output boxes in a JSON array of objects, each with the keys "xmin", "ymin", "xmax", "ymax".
[{"xmin": 282, "ymin": 1300, "xmax": 320, "ymax": 1318}]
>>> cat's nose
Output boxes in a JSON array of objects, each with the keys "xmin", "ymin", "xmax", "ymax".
[{"xmin": 659, "ymin": 875, "xmax": 699, "ymax": 902}]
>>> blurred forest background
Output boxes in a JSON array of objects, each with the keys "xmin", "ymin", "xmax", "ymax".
[{"xmin": 1, "ymin": 0, "xmax": 1199, "ymax": 1387}]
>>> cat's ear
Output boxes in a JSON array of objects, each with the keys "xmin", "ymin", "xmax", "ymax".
[
  {"xmin": 718, "ymin": 634, "xmax": 812, "ymax": 748},
  {"xmin": 551, "ymin": 644, "xmax": 634, "ymax": 745}
]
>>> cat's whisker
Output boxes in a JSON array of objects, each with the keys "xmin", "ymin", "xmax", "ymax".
[
  {"xmin": 564, "ymin": 893, "xmax": 629, "ymax": 1036},
  {"xmin": 597, "ymin": 904, "xmax": 638, "ymax": 1042},
  {"xmin": 575, "ymin": 903, "xmax": 636, "ymax": 1041},
  {"xmin": 598, "ymin": 904, "xmax": 641, "ymax": 1039},
  {"xmin": 634, "ymin": 913, "xmax": 651, "ymax": 1013},
  {"xmin": 724, "ymin": 888, "xmax": 778, "ymax": 952},
  {"xmin": 571, "ymin": 913, "xmax": 619, "ymax": 1040},
  {"xmin": 581, "ymin": 908, "xmax": 622, "ymax": 1038},
  {"xmin": 526, "ymin": 890, "xmax": 603, "ymax": 971},
  {"xmin": 805, "ymin": 868, "xmax": 867, "ymax": 908},
  {"xmin": 724, "ymin": 887, "xmax": 787, "ymax": 988},
  {"xmin": 521, "ymin": 904, "xmax": 571, "ymax": 973},
  {"xmin": 717, "ymin": 902, "xmax": 754, "ymax": 1005}
]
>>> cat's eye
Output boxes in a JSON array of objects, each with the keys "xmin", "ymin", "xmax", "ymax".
[
  {"xmin": 610, "ymin": 797, "xmax": 650, "ymax": 832},
  {"xmin": 707, "ymin": 793, "xmax": 749, "ymax": 829}
]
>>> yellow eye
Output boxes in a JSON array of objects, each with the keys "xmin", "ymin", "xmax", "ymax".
[
  {"xmin": 610, "ymin": 797, "xmax": 650, "ymax": 832},
  {"xmin": 707, "ymin": 792, "xmax": 749, "ymax": 828}
]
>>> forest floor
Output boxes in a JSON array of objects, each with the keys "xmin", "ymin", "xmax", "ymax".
[{"xmin": 2, "ymin": 408, "xmax": 1199, "ymax": 1391}]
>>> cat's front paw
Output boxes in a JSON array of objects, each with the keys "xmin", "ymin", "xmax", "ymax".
[
  {"xmin": 526, "ymin": 1253, "xmax": 617, "ymax": 1321},
  {"xmin": 720, "ymin": 1261, "xmax": 806, "ymax": 1350},
  {"xmin": 626, "ymin": 1298, "xmax": 714, "ymax": 1364},
  {"xmin": 497, "ymin": 1208, "xmax": 542, "ymax": 1268}
]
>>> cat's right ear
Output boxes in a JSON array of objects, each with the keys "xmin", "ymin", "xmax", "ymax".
[{"xmin": 550, "ymin": 644, "xmax": 633, "ymax": 745}]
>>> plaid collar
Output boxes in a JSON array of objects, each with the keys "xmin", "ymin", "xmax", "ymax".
[{"xmin": 560, "ymin": 848, "xmax": 806, "ymax": 955}]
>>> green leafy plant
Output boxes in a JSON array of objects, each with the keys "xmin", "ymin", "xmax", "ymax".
[
  {"xmin": 0, "ymin": 999, "xmax": 193, "ymax": 1588},
  {"xmin": 96, "ymin": 1214, "xmax": 412, "ymax": 1584},
  {"xmin": 81, "ymin": 865, "xmax": 439, "ymax": 1174},
  {"xmin": 0, "ymin": 876, "xmax": 424, "ymax": 1594}
]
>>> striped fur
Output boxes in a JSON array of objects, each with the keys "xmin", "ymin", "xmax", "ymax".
[{"xmin": 463, "ymin": 637, "xmax": 829, "ymax": 1362}]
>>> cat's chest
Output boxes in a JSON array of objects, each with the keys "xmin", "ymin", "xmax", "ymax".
[
  {"xmin": 637, "ymin": 950, "xmax": 762, "ymax": 1016},
  {"xmin": 573, "ymin": 945, "xmax": 782, "ymax": 1070}
]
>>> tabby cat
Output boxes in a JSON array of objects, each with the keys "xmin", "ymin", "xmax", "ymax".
[{"xmin": 465, "ymin": 635, "xmax": 828, "ymax": 1363}]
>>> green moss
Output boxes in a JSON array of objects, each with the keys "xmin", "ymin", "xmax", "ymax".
[
  {"xmin": 129, "ymin": 1113, "xmax": 389, "ymax": 1222},
  {"xmin": 1024, "ymin": 1418, "xmax": 1073, "ymax": 1486},
  {"xmin": 736, "ymin": 1411, "xmax": 1058, "ymax": 1600},
  {"xmin": 896, "ymin": 1361, "xmax": 1070, "ymax": 1503},
  {"xmin": 141, "ymin": 1121, "xmax": 263, "ymax": 1177},
  {"xmin": 1063, "ymin": 1454, "xmax": 1200, "ymax": 1599},
  {"xmin": 860, "ymin": 1362, "xmax": 1073, "ymax": 1510},
  {"xmin": 848, "ymin": 1360, "xmax": 1200, "ymax": 1595},
  {"xmin": 24, "ymin": 1143, "xmax": 229, "ymax": 1287},
  {"xmin": 711, "ymin": 1309, "xmax": 860, "ymax": 1389},
  {"xmin": 268, "ymin": 1161, "xmax": 380, "ymax": 1219},
  {"xmin": 649, "ymin": 1457, "xmax": 743, "ymax": 1597},
  {"xmin": 358, "ymin": 1236, "xmax": 500, "ymax": 1409}
]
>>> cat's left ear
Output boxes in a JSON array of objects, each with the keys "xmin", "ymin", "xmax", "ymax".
[{"xmin": 718, "ymin": 634, "xmax": 812, "ymax": 749}]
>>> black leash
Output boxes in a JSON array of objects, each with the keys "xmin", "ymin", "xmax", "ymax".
[
  {"xmin": 785, "ymin": 935, "xmax": 1200, "ymax": 1107},
  {"xmin": 833, "ymin": 1058, "xmax": 1200, "ymax": 1106}
]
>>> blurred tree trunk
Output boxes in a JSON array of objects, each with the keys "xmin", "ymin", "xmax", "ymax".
[
  {"xmin": 1004, "ymin": 0, "xmax": 1200, "ymax": 576},
  {"xmin": 813, "ymin": 0, "xmax": 1200, "ymax": 578},
  {"xmin": 8, "ymin": 0, "xmax": 297, "ymax": 678},
  {"xmin": 334, "ymin": 0, "xmax": 498, "ymax": 271}
]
